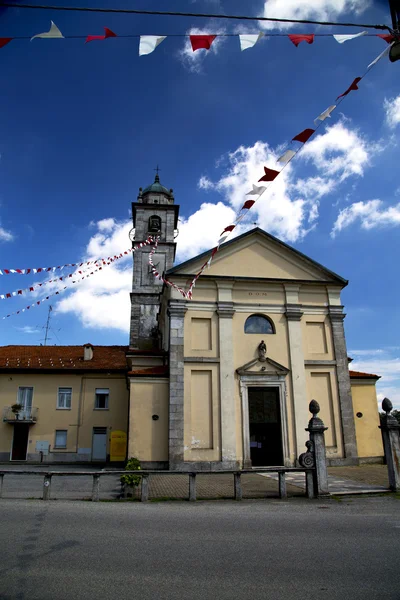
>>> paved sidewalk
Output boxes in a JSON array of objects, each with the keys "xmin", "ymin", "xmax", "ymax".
[{"xmin": 258, "ymin": 464, "xmax": 389, "ymax": 494}]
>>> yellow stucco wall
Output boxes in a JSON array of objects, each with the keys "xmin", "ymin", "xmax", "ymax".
[
  {"xmin": 351, "ymin": 381, "xmax": 383, "ymax": 458},
  {"xmin": 128, "ymin": 378, "xmax": 169, "ymax": 462},
  {"xmin": 0, "ymin": 373, "xmax": 128, "ymax": 460}
]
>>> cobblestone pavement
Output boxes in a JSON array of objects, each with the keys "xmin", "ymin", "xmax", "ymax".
[{"xmin": 258, "ymin": 464, "xmax": 389, "ymax": 494}]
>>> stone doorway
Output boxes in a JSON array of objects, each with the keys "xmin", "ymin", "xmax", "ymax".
[{"xmin": 248, "ymin": 387, "xmax": 284, "ymax": 466}]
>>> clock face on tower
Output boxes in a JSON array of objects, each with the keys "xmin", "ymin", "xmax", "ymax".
[{"xmin": 141, "ymin": 253, "xmax": 166, "ymax": 286}]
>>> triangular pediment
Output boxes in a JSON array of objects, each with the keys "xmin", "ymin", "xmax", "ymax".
[
  {"xmin": 236, "ymin": 356, "xmax": 289, "ymax": 377},
  {"xmin": 168, "ymin": 228, "xmax": 346, "ymax": 284}
]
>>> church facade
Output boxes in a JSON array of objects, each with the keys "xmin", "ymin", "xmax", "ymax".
[{"xmin": 0, "ymin": 175, "xmax": 384, "ymax": 466}]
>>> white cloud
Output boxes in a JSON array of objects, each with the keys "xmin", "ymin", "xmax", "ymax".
[
  {"xmin": 331, "ymin": 199, "xmax": 400, "ymax": 237},
  {"xmin": 177, "ymin": 202, "xmax": 236, "ymax": 262},
  {"xmin": 351, "ymin": 348, "xmax": 400, "ymax": 410},
  {"xmin": 384, "ymin": 94, "xmax": 400, "ymax": 128},
  {"xmin": 260, "ymin": 0, "xmax": 369, "ymax": 30},
  {"xmin": 15, "ymin": 325, "xmax": 40, "ymax": 334},
  {"xmin": 96, "ymin": 217, "xmax": 116, "ymax": 232},
  {"xmin": 0, "ymin": 225, "xmax": 13, "ymax": 242},
  {"xmin": 351, "ymin": 358, "xmax": 400, "ymax": 383},
  {"xmin": 178, "ymin": 26, "xmax": 227, "ymax": 73},
  {"xmin": 198, "ymin": 176, "xmax": 213, "ymax": 190}
]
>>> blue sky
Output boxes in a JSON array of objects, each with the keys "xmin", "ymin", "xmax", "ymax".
[{"xmin": 0, "ymin": 0, "xmax": 399, "ymax": 406}]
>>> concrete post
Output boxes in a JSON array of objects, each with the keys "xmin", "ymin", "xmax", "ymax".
[
  {"xmin": 278, "ymin": 472, "xmax": 287, "ymax": 499},
  {"xmin": 141, "ymin": 474, "xmax": 149, "ymax": 502},
  {"xmin": 0, "ymin": 474, "xmax": 3, "ymax": 499},
  {"xmin": 234, "ymin": 472, "xmax": 242, "ymax": 501},
  {"xmin": 379, "ymin": 398, "xmax": 400, "ymax": 492},
  {"xmin": 92, "ymin": 474, "xmax": 100, "ymax": 502},
  {"xmin": 189, "ymin": 473, "xmax": 197, "ymax": 501},
  {"xmin": 168, "ymin": 301, "xmax": 187, "ymax": 470},
  {"xmin": 43, "ymin": 474, "xmax": 52, "ymax": 501},
  {"xmin": 305, "ymin": 400, "xmax": 329, "ymax": 497}
]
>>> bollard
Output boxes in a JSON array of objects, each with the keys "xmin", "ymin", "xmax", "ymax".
[
  {"xmin": 234, "ymin": 472, "xmax": 242, "ymax": 501},
  {"xmin": 305, "ymin": 471, "xmax": 315, "ymax": 499},
  {"xmin": 189, "ymin": 473, "xmax": 197, "ymax": 501},
  {"xmin": 92, "ymin": 474, "xmax": 100, "ymax": 502},
  {"xmin": 141, "ymin": 474, "xmax": 149, "ymax": 502},
  {"xmin": 43, "ymin": 474, "xmax": 52, "ymax": 501},
  {"xmin": 278, "ymin": 471, "xmax": 287, "ymax": 499},
  {"xmin": 379, "ymin": 398, "xmax": 400, "ymax": 491},
  {"xmin": 0, "ymin": 474, "xmax": 3, "ymax": 499}
]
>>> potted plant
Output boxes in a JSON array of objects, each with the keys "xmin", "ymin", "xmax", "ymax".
[
  {"xmin": 11, "ymin": 403, "xmax": 22, "ymax": 420},
  {"xmin": 120, "ymin": 457, "xmax": 142, "ymax": 499}
]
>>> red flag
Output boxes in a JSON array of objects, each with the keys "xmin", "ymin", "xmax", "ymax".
[
  {"xmin": 258, "ymin": 167, "xmax": 279, "ymax": 183},
  {"xmin": 220, "ymin": 225, "xmax": 235, "ymax": 235},
  {"xmin": 86, "ymin": 27, "xmax": 117, "ymax": 44},
  {"xmin": 377, "ymin": 34, "xmax": 395, "ymax": 44},
  {"xmin": 0, "ymin": 38, "xmax": 12, "ymax": 49},
  {"xmin": 288, "ymin": 34, "xmax": 314, "ymax": 47},
  {"xmin": 190, "ymin": 35, "xmax": 217, "ymax": 51},
  {"xmin": 242, "ymin": 199, "xmax": 255, "ymax": 210},
  {"xmin": 292, "ymin": 128, "xmax": 315, "ymax": 143},
  {"xmin": 336, "ymin": 77, "xmax": 362, "ymax": 100}
]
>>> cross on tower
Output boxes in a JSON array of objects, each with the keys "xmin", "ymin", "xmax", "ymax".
[{"xmin": 154, "ymin": 165, "xmax": 161, "ymax": 176}]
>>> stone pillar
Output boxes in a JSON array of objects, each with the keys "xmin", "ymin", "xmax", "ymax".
[
  {"xmin": 379, "ymin": 398, "xmax": 400, "ymax": 492},
  {"xmin": 305, "ymin": 400, "xmax": 329, "ymax": 497},
  {"xmin": 217, "ymin": 299, "xmax": 238, "ymax": 469},
  {"xmin": 285, "ymin": 284, "xmax": 308, "ymax": 460},
  {"xmin": 168, "ymin": 300, "xmax": 187, "ymax": 470},
  {"xmin": 328, "ymin": 305, "xmax": 358, "ymax": 462}
]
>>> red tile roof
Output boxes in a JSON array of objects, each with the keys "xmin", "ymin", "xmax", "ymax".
[
  {"xmin": 128, "ymin": 366, "xmax": 168, "ymax": 377},
  {"xmin": 0, "ymin": 345, "xmax": 128, "ymax": 372},
  {"xmin": 349, "ymin": 369, "xmax": 380, "ymax": 380}
]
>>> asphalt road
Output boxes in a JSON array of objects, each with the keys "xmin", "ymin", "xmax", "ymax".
[{"xmin": 0, "ymin": 496, "xmax": 399, "ymax": 600}]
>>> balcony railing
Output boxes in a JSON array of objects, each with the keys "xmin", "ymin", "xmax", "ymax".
[{"xmin": 2, "ymin": 407, "xmax": 38, "ymax": 423}]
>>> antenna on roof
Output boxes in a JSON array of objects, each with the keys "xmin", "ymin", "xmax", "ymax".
[{"xmin": 37, "ymin": 305, "xmax": 62, "ymax": 346}]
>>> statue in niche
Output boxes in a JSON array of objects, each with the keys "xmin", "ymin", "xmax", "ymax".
[
  {"xmin": 258, "ymin": 340, "xmax": 267, "ymax": 362},
  {"xmin": 148, "ymin": 215, "xmax": 161, "ymax": 233}
]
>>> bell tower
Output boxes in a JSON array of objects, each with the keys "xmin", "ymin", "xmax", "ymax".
[{"xmin": 129, "ymin": 171, "xmax": 179, "ymax": 349}]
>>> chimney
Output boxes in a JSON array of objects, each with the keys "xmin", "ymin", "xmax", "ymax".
[{"xmin": 83, "ymin": 343, "xmax": 94, "ymax": 361}]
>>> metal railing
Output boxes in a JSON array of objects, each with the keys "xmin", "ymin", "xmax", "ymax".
[
  {"xmin": 0, "ymin": 467, "xmax": 315, "ymax": 502},
  {"xmin": 2, "ymin": 407, "xmax": 38, "ymax": 422}
]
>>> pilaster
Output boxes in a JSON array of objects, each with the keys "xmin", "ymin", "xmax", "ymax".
[
  {"xmin": 217, "ymin": 299, "xmax": 238, "ymax": 468},
  {"xmin": 168, "ymin": 301, "xmax": 187, "ymax": 469},
  {"xmin": 328, "ymin": 306, "xmax": 358, "ymax": 462},
  {"xmin": 284, "ymin": 284, "xmax": 308, "ymax": 459}
]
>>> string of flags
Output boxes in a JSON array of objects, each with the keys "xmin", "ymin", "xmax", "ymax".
[
  {"xmin": 1, "ymin": 238, "xmax": 154, "ymax": 319},
  {"xmin": 0, "ymin": 22, "xmax": 395, "ymax": 54},
  {"xmin": 145, "ymin": 41, "xmax": 395, "ymax": 299}
]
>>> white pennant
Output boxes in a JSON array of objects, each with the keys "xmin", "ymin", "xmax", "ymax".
[
  {"xmin": 31, "ymin": 21, "xmax": 64, "ymax": 41},
  {"xmin": 333, "ymin": 31, "xmax": 367, "ymax": 44},
  {"xmin": 139, "ymin": 36, "xmax": 167, "ymax": 56},
  {"xmin": 314, "ymin": 105, "xmax": 336, "ymax": 125},
  {"xmin": 367, "ymin": 44, "xmax": 392, "ymax": 69},
  {"xmin": 277, "ymin": 149, "xmax": 296, "ymax": 166},
  {"xmin": 246, "ymin": 184, "xmax": 267, "ymax": 196},
  {"xmin": 239, "ymin": 33, "xmax": 264, "ymax": 51}
]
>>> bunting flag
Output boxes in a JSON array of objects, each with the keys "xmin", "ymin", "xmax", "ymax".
[
  {"xmin": 190, "ymin": 35, "xmax": 217, "ymax": 51},
  {"xmin": 292, "ymin": 128, "xmax": 315, "ymax": 143},
  {"xmin": 333, "ymin": 31, "xmax": 367, "ymax": 43},
  {"xmin": 246, "ymin": 184, "xmax": 267, "ymax": 196},
  {"xmin": 0, "ymin": 238, "xmax": 153, "ymax": 276},
  {"xmin": 139, "ymin": 35, "xmax": 167, "ymax": 56},
  {"xmin": 31, "ymin": 21, "xmax": 64, "ymax": 41},
  {"xmin": 85, "ymin": 27, "xmax": 117, "ymax": 44},
  {"xmin": 0, "ymin": 38, "xmax": 12, "ymax": 48},
  {"xmin": 277, "ymin": 149, "xmax": 296, "ymax": 165},
  {"xmin": 239, "ymin": 33, "xmax": 264, "ymax": 51},
  {"xmin": 368, "ymin": 44, "xmax": 392, "ymax": 69},
  {"xmin": 314, "ymin": 105, "xmax": 336, "ymax": 125},
  {"xmin": 377, "ymin": 34, "xmax": 395, "ymax": 44},
  {"xmin": 336, "ymin": 76, "xmax": 361, "ymax": 100},
  {"xmin": 258, "ymin": 167, "xmax": 280, "ymax": 183},
  {"xmin": 288, "ymin": 34, "xmax": 315, "ymax": 47}
]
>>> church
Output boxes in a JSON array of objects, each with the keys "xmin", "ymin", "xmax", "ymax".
[{"xmin": 0, "ymin": 174, "xmax": 384, "ymax": 467}]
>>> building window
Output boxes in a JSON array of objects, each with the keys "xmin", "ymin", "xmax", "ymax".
[
  {"xmin": 17, "ymin": 387, "xmax": 33, "ymax": 410},
  {"xmin": 57, "ymin": 387, "xmax": 72, "ymax": 410},
  {"xmin": 95, "ymin": 388, "xmax": 109, "ymax": 410},
  {"xmin": 148, "ymin": 215, "xmax": 161, "ymax": 232},
  {"xmin": 244, "ymin": 314, "xmax": 275, "ymax": 334},
  {"xmin": 55, "ymin": 430, "xmax": 67, "ymax": 449}
]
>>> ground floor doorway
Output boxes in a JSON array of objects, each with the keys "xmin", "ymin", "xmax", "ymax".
[
  {"xmin": 11, "ymin": 424, "xmax": 29, "ymax": 461},
  {"xmin": 248, "ymin": 387, "xmax": 283, "ymax": 466},
  {"xmin": 92, "ymin": 427, "xmax": 107, "ymax": 461}
]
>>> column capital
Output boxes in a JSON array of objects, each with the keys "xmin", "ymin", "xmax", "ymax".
[
  {"xmin": 167, "ymin": 301, "xmax": 188, "ymax": 318},
  {"xmin": 285, "ymin": 304, "xmax": 303, "ymax": 321},
  {"xmin": 217, "ymin": 302, "xmax": 235, "ymax": 318},
  {"xmin": 328, "ymin": 306, "xmax": 346, "ymax": 322}
]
